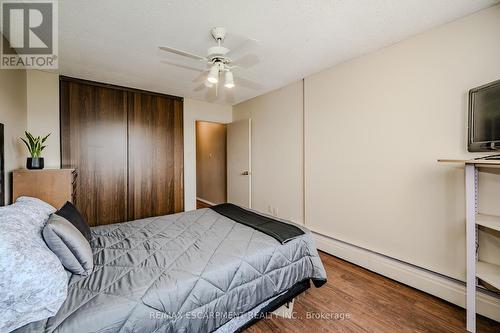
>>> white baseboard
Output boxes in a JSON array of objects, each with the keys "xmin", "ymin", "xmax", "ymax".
[
  {"xmin": 196, "ymin": 197, "xmax": 217, "ymax": 206},
  {"xmin": 313, "ymin": 232, "xmax": 500, "ymax": 323}
]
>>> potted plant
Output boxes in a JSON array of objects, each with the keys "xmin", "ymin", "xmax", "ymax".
[{"xmin": 21, "ymin": 131, "xmax": 50, "ymax": 169}]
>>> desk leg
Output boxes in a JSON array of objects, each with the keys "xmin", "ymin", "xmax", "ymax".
[{"xmin": 465, "ymin": 164, "xmax": 477, "ymax": 333}]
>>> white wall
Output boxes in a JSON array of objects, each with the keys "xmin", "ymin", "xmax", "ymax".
[
  {"xmin": 183, "ymin": 98, "xmax": 232, "ymax": 211},
  {"xmin": 305, "ymin": 4, "xmax": 500, "ymax": 281},
  {"xmin": 0, "ymin": 70, "xmax": 27, "ymax": 203},
  {"xmin": 26, "ymin": 70, "xmax": 60, "ymax": 168},
  {"xmin": 233, "ymin": 81, "xmax": 304, "ymax": 224}
]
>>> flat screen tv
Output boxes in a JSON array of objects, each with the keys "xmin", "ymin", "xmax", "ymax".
[{"xmin": 468, "ymin": 79, "xmax": 500, "ymax": 152}]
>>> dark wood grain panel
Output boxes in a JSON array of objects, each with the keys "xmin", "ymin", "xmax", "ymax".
[
  {"xmin": 61, "ymin": 81, "xmax": 97, "ymax": 225},
  {"xmin": 93, "ymin": 86, "xmax": 128, "ymax": 225},
  {"xmin": 127, "ymin": 92, "xmax": 184, "ymax": 220},
  {"xmin": 60, "ymin": 79, "xmax": 128, "ymax": 226},
  {"xmin": 60, "ymin": 76, "xmax": 184, "ymax": 226},
  {"xmin": 173, "ymin": 99, "xmax": 184, "ymax": 212}
]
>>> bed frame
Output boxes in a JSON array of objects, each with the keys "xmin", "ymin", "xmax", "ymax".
[{"xmin": 235, "ymin": 279, "xmax": 311, "ymax": 332}]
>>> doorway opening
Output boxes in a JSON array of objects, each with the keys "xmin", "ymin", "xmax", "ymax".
[{"xmin": 196, "ymin": 121, "xmax": 227, "ymax": 209}]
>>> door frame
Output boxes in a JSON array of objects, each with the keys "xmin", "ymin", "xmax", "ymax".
[
  {"xmin": 226, "ymin": 118, "xmax": 252, "ymax": 209},
  {"xmin": 248, "ymin": 119, "xmax": 252, "ymax": 208},
  {"xmin": 195, "ymin": 120, "xmax": 228, "ymax": 207}
]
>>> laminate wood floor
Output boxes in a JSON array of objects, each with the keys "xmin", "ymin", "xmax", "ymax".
[
  {"xmin": 196, "ymin": 200, "xmax": 212, "ymax": 209},
  {"xmin": 245, "ymin": 251, "xmax": 500, "ymax": 333}
]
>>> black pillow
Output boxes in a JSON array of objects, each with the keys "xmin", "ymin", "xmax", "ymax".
[{"xmin": 55, "ymin": 201, "xmax": 91, "ymax": 241}]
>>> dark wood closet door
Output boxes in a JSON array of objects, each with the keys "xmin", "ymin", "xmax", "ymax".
[
  {"xmin": 127, "ymin": 92, "xmax": 184, "ymax": 220},
  {"xmin": 60, "ymin": 79, "xmax": 128, "ymax": 226}
]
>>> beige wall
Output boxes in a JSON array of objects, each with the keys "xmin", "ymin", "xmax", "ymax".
[
  {"xmin": 0, "ymin": 70, "xmax": 27, "ymax": 203},
  {"xmin": 196, "ymin": 121, "xmax": 227, "ymax": 204},
  {"xmin": 183, "ymin": 98, "xmax": 233, "ymax": 211},
  {"xmin": 233, "ymin": 81, "xmax": 304, "ymax": 224},
  {"xmin": 26, "ymin": 70, "xmax": 60, "ymax": 168},
  {"xmin": 305, "ymin": 4, "xmax": 500, "ymax": 282},
  {"xmin": 232, "ymin": 4, "xmax": 500, "ymax": 285}
]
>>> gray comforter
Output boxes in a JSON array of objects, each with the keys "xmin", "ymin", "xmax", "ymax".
[{"xmin": 16, "ymin": 208, "xmax": 326, "ymax": 333}]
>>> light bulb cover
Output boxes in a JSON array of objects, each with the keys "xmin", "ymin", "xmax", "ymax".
[
  {"xmin": 207, "ymin": 65, "xmax": 219, "ymax": 84},
  {"xmin": 224, "ymin": 71, "xmax": 235, "ymax": 88}
]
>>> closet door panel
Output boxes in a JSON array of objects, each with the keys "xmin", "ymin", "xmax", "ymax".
[
  {"xmin": 128, "ymin": 93, "xmax": 184, "ymax": 220},
  {"xmin": 60, "ymin": 80, "xmax": 128, "ymax": 226},
  {"xmin": 61, "ymin": 81, "xmax": 97, "ymax": 225},
  {"xmin": 173, "ymin": 99, "xmax": 184, "ymax": 213},
  {"xmin": 93, "ymin": 86, "xmax": 128, "ymax": 225}
]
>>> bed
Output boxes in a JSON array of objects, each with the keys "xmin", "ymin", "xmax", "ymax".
[{"xmin": 11, "ymin": 203, "xmax": 326, "ymax": 333}]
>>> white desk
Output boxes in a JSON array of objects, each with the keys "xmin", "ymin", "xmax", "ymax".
[{"xmin": 439, "ymin": 159, "xmax": 500, "ymax": 333}]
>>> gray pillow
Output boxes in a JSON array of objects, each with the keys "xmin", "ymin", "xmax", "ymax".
[{"xmin": 43, "ymin": 214, "xmax": 94, "ymax": 275}]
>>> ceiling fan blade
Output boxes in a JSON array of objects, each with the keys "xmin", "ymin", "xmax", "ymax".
[
  {"xmin": 193, "ymin": 83, "xmax": 206, "ymax": 92},
  {"xmin": 235, "ymin": 76, "xmax": 262, "ymax": 90},
  {"xmin": 226, "ymin": 38, "xmax": 258, "ymax": 60},
  {"xmin": 194, "ymin": 80, "xmax": 216, "ymax": 93},
  {"xmin": 160, "ymin": 60, "xmax": 206, "ymax": 72},
  {"xmin": 205, "ymin": 87, "xmax": 218, "ymax": 102},
  {"xmin": 231, "ymin": 54, "xmax": 259, "ymax": 68},
  {"xmin": 159, "ymin": 46, "xmax": 207, "ymax": 61},
  {"xmin": 192, "ymin": 71, "xmax": 208, "ymax": 83},
  {"xmin": 223, "ymin": 89, "xmax": 236, "ymax": 104}
]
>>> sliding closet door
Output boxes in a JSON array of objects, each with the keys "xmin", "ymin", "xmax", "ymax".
[
  {"xmin": 60, "ymin": 79, "xmax": 128, "ymax": 226},
  {"xmin": 61, "ymin": 77, "xmax": 184, "ymax": 225},
  {"xmin": 127, "ymin": 92, "xmax": 184, "ymax": 220}
]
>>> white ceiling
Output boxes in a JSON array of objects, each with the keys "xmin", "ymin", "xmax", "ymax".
[{"xmin": 59, "ymin": 0, "xmax": 499, "ymax": 105}]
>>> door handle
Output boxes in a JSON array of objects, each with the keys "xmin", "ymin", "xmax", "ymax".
[{"xmin": 241, "ymin": 171, "xmax": 250, "ymax": 176}]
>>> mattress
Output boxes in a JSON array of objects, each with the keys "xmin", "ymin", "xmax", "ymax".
[{"xmin": 15, "ymin": 208, "xmax": 326, "ymax": 333}]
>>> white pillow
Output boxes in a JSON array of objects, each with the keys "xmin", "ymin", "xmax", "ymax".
[
  {"xmin": 0, "ymin": 197, "xmax": 68, "ymax": 332},
  {"xmin": 14, "ymin": 196, "xmax": 57, "ymax": 227}
]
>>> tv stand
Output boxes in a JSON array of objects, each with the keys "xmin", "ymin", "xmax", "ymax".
[{"xmin": 438, "ymin": 159, "xmax": 500, "ymax": 333}]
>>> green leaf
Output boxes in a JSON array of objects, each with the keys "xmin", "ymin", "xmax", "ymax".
[
  {"xmin": 25, "ymin": 131, "xmax": 33, "ymax": 141},
  {"xmin": 23, "ymin": 131, "xmax": 50, "ymax": 157},
  {"xmin": 36, "ymin": 141, "xmax": 41, "ymax": 156},
  {"xmin": 20, "ymin": 138, "xmax": 32, "ymax": 155},
  {"xmin": 41, "ymin": 133, "xmax": 50, "ymax": 143},
  {"xmin": 25, "ymin": 131, "xmax": 35, "ymax": 150}
]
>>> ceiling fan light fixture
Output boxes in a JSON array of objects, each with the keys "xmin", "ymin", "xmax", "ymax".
[
  {"xmin": 224, "ymin": 71, "xmax": 235, "ymax": 88},
  {"xmin": 159, "ymin": 27, "xmax": 261, "ymax": 96},
  {"xmin": 207, "ymin": 65, "xmax": 219, "ymax": 84}
]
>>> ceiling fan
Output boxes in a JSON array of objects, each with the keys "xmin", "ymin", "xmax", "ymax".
[{"xmin": 159, "ymin": 27, "xmax": 260, "ymax": 95}]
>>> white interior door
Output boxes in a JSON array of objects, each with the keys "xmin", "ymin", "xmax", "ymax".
[{"xmin": 227, "ymin": 119, "xmax": 251, "ymax": 208}]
